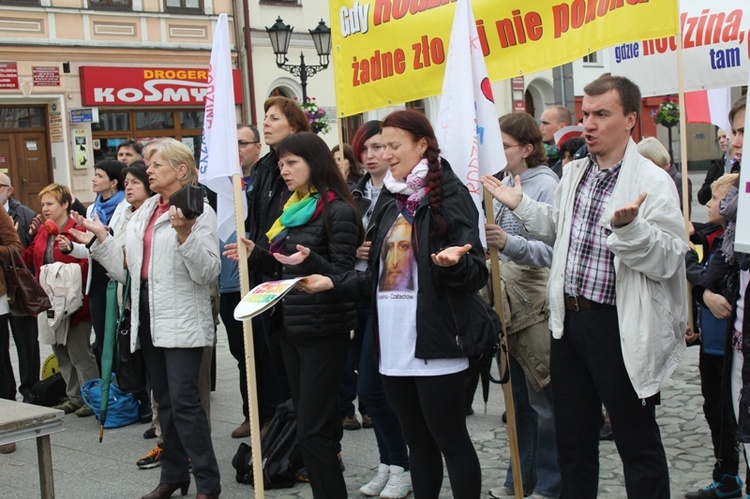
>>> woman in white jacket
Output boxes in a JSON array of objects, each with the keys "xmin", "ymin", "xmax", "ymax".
[{"xmin": 79, "ymin": 138, "xmax": 221, "ymax": 499}]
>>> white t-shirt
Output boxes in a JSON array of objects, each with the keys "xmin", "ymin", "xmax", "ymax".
[{"xmin": 376, "ymin": 215, "xmax": 468, "ymax": 376}]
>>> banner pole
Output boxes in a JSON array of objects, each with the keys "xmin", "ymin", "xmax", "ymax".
[
  {"xmin": 675, "ymin": 20, "xmax": 694, "ymax": 334},
  {"xmin": 483, "ymin": 191, "xmax": 523, "ymax": 499},
  {"xmin": 233, "ymin": 174, "xmax": 264, "ymax": 498}
]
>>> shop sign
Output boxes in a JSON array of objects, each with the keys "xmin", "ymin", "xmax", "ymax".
[
  {"xmin": 0, "ymin": 62, "xmax": 19, "ymax": 90},
  {"xmin": 32, "ymin": 66, "xmax": 60, "ymax": 87},
  {"xmin": 79, "ymin": 66, "xmax": 243, "ymax": 106},
  {"xmin": 70, "ymin": 107, "xmax": 98, "ymax": 124}
]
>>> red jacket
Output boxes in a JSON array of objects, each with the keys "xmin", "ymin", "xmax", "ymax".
[{"xmin": 24, "ymin": 217, "xmax": 90, "ymax": 324}]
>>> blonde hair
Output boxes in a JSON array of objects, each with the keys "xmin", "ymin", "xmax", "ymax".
[
  {"xmin": 145, "ymin": 137, "xmax": 198, "ymax": 186},
  {"xmin": 38, "ymin": 183, "xmax": 72, "ymax": 212},
  {"xmin": 637, "ymin": 137, "xmax": 670, "ymax": 168},
  {"xmin": 711, "ymin": 173, "xmax": 739, "ymax": 194}
]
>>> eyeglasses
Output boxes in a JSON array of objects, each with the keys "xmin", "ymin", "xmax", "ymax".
[
  {"xmin": 238, "ymin": 140, "xmax": 260, "ymax": 147},
  {"xmin": 503, "ymin": 144, "xmax": 523, "ymax": 150},
  {"xmin": 0, "ymin": 184, "xmax": 9, "ymax": 188}
]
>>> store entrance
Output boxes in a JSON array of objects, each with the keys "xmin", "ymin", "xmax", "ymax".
[{"xmin": 0, "ymin": 106, "xmax": 53, "ymax": 213}]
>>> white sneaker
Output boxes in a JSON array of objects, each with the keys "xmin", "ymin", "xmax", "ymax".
[
  {"xmin": 380, "ymin": 465, "xmax": 412, "ymax": 498},
  {"xmin": 488, "ymin": 487, "xmax": 515, "ymax": 498},
  {"xmin": 359, "ymin": 463, "xmax": 390, "ymax": 496}
]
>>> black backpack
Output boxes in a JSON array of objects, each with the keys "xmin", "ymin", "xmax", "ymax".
[
  {"xmin": 232, "ymin": 399, "xmax": 303, "ymax": 489},
  {"xmin": 29, "ymin": 371, "xmax": 67, "ymax": 407}
]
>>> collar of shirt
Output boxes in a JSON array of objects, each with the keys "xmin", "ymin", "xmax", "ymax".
[{"xmin": 587, "ymin": 154, "xmax": 624, "ymax": 180}]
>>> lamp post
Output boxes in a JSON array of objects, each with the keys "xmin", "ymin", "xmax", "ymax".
[{"xmin": 265, "ymin": 17, "xmax": 331, "ymax": 103}]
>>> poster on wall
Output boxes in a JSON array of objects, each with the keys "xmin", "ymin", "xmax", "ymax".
[
  {"xmin": 73, "ymin": 128, "xmax": 89, "ymax": 170},
  {"xmin": 0, "ymin": 62, "xmax": 19, "ymax": 89},
  {"xmin": 48, "ymin": 103, "xmax": 63, "ymax": 143}
]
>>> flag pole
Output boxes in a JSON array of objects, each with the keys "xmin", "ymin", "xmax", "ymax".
[
  {"xmin": 233, "ymin": 175, "xmax": 265, "ymax": 498},
  {"xmin": 483, "ymin": 191, "xmax": 523, "ymax": 499},
  {"xmin": 675, "ymin": 17, "xmax": 694, "ymax": 333}
]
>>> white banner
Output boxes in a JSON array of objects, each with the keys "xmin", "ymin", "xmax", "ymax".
[
  {"xmin": 198, "ymin": 13, "xmax": 243, "ymax": 241},
  {"xmin": 436, "ymin": 0, "xmax": 506, "ymax": 246},
  {"xmin": 610, "ymin": 1, "xmax": 749, "ymax": 96},
  {"xmin": 736, "ymin": 88, "xmax": 750, "ymax": 254}
]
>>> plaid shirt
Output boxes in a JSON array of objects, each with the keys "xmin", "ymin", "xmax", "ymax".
[{"xmin": 563, "ymin": 156, "xmax": 623, "ymax": 305}]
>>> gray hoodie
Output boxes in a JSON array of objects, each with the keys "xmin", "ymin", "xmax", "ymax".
[{"xmin": 493, "ymin": 165, "xmax": 559, "ymax": 268}]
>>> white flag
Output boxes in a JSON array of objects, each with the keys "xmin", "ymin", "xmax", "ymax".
[
  {"xmin": 436, "ymin": 0, "xmax": 505, "ymax": 246},
  {"xmin": 198, "ymin": 13, "xmax": 243, "ymax": 241}
]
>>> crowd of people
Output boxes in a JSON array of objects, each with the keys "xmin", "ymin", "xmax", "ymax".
[{"xmin": 0, "ymin": 74, "xmax": 748, "ymax": 499}]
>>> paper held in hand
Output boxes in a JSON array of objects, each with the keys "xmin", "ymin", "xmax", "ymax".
[{"xmin": 233, "ymin": 278, "xmax": 304, "ymax": 321}]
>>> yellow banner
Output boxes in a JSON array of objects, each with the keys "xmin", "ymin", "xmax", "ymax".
[{"xmin": 329, "ymin": 0, "xmax": 679, "ymax": 117}]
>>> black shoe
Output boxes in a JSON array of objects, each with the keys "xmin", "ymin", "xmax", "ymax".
[
  {"xmin": 143, "ymin": 425, "xmax": 157, "ymax": 439},
  {"xmin": 684, "ymin": 474, "xmax": 743, "ymax": 499},
  {"xmin": 501, "ymin": 411, "xmax": 507, "ymax": 424},
  {"xmin": 599, "ymin": 421, "xmax": 613, "ymax": 441}
]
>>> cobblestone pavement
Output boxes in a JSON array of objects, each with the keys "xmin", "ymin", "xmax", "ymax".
[{"xmin": 0, "ymin": 330, "xmax": 728, "ymax": 498}]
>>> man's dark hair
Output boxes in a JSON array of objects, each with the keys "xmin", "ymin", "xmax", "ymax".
[
  {"xmin": 583, "ymin": 75, "xmax": 641, "ymax": 120},
  {"xmin": 117, "ymin": 138, "xmax": 143, "ymax": 156}
]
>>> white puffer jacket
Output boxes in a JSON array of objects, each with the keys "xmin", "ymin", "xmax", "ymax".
[
  {"xmin": 513, "ymin": 138, "xmax": 688, "ymax": 399},
  {"xmin": 91, "ymin": 195, "xmax": 220, "ymax": 352}
]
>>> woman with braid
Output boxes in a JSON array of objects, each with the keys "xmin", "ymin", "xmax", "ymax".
[{"xmin": 298, "ymin": 109, "xmax": 490, "ymax": 498}]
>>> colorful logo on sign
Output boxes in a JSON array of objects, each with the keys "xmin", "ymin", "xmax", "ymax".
[{"xmin": 79, "ymin": 67, "xmax": 243, "ymax": 106}]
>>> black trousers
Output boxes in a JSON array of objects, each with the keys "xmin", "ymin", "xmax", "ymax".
[
  {"xmin": 0, "ymin": 315, "xmax": 13, "ymax": 400},
  {"xmin": 699, "ymin": 351, "xmax": 740, "ymax": 480},
  {"xmin": 8, "ymin": 315, "xmax": 40, "ymax": 398},
  {"xmin": 551, "ymin": 307, "xmax": 669, "ymax": 499},
  {"xmin": 139, "ymin": 283, "xmax": 220, "ymax": 494},
  {"xmin": 219, "ymin": 291, "xmax": 280, "ymax": 423},
  {"xmin": 280, "ymin": 332, "xmax": 349, "ymax": 499},
  {"xmin": 382, "ymin": 370, "xmax": 481, "ymax": 499}
]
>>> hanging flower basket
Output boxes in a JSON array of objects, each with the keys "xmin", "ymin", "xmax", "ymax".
[
  {"xmin": 652, "ymin": 97, "xmax": 680, "ymax": 128},
  {"xmin": 296, "ymin": 97, "xmax": 331, "ymax": 135}
]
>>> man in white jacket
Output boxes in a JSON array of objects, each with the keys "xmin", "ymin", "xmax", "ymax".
[{"xmin": 482, "ymin": 75, "xmax": 688, "ymax": 499}]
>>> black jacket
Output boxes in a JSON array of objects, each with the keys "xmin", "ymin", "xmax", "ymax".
[
  {"xmin": 246, "ymin": 150, "xmax": 292, "ymax": 249},
  {"xmin": 333, "ymin": 160, "xmax": 490, "ymax": 359},
  {"xmin": 698, "ymin": 156, "xmax": 739, "ymax": 205},
  {"xmin": 7, "ymin": 198, "xmax": 36, "ymax": 248},
  {"xmin": 351, "ymin": 173, "xmax": 393, "ymax": 235},
  {"xmin": 248, "ymin": 196, "xmax": 361, "ymax": 337}
]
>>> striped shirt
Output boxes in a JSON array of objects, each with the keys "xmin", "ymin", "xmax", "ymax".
[{"xmin": 563, "ymin": 156, "xmax": 622, "ymax": 305}]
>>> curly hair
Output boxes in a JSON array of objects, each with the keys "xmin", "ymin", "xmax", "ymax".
[{"xmin": 382, "ymin": 109, "xmax": 446, "ymax": 239}]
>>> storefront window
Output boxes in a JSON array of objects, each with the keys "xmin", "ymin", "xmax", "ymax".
[
  {"xmin": 92, "ymin": 111, "xmax": 130, "ymax": 132},
  {"xmin": 136, "ymin": 111, "xmax": 175, "ymax": 130},
  {"xmin": 0, "ymin": 107, "xmax": 44, "ymax": 129},
  {"xmin": 92, "ymin": 109, "xmax": 203, "ymax": 165},
  {"xmin": 180, "ymin": 111, "xmax": 204, "ymax": 129}
]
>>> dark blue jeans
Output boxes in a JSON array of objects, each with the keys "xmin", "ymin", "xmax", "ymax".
[
  {"xmin": 552, "ymin": 307, "xmax": 669, "ymax": 499},
  {"xmin": 504, "ymin": 355, "xmax": 560, "ymax": 497},
  {"xmin": 357, "ymin": 312, "xmax": 409, "ymax": 468}
]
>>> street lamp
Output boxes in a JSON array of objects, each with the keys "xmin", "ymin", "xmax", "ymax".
[{"xmin": 265, "ymin": 17, "xmax": 331, "ymax": 102}]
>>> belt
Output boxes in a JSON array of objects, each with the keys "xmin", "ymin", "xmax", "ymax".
[{"xmin": 564, "ymin": 294, "xmax": 614, "ymax": 312}]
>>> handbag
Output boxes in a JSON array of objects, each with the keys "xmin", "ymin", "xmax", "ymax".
[
  {"xmin": 3, "ymin": 248, "xmax": 52, "ymax": 316},
  {"xmin": 81, "ymin": 376, "xmax": 140, "ymax": 429},
  {"xmin": 115, "ymin": 276, "xmax": 146, "ymax": 393}
]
